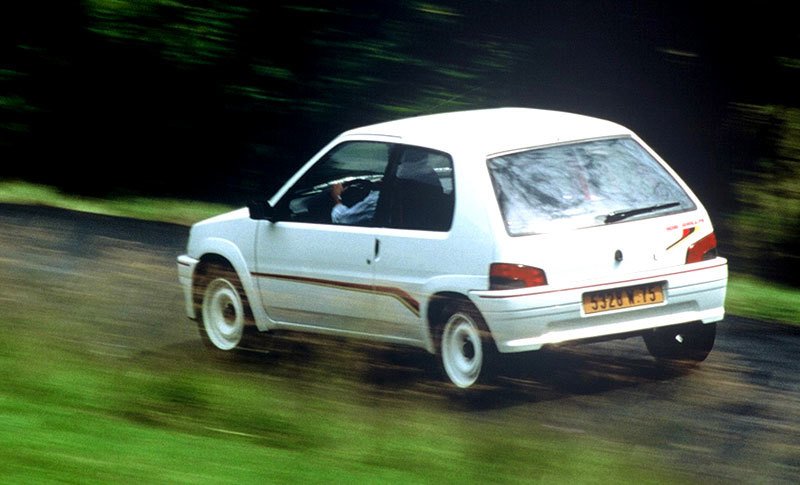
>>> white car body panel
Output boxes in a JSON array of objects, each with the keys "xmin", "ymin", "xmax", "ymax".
[
  {"xmin": 178, "ymin": 107, "xmax": 727, "ymax": 359},
  {"xmin": 253, "ymin": 221, "xmax": 379, "ymax": 334},
  {"xmin": 472, "ymin": 260, "xmax": 727, "ymax": 352}
]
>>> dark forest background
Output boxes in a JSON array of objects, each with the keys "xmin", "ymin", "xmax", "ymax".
[{"xmin": 2, "ymin": 1, "xmax": 799, "ymax": 284}]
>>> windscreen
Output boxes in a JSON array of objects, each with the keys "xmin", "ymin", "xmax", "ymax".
[{"xmin": 487, "ymin": 137, "xmax": 695, "ymax": 235}]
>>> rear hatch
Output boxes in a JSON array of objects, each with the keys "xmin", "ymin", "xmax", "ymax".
[
  {"xmin": 497, "ymin": 211, "xmax": 713, "ymax": 288},
  {"xmin": 486, "ymin": 136, "xmax": 716, "ymax": 289}
]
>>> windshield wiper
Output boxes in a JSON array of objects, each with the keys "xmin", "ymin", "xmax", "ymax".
[{"xmin": 604, "ymin": 202, "xmax": 681, "ymax": 224}]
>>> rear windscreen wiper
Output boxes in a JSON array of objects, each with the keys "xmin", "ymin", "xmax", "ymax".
[{"xmin": 604, "ymin": 202, "xmax": 681, "ymax": 224}]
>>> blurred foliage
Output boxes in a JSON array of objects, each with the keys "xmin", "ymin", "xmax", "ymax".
[
  {"xmin": 3, "ymin": 1, "xmax": 527, "ymax": 200},
  {"xmin": 3, "ymin": 1, "xmax": 800, "ymax": 285},
  {"xmin": 85, "ymin": 0, "xmax": 249, "ymax": 67},
  {"xmin": 0, "ymin": 69, "xmax": 35, "ymax": 147},
  {"xmin": 728, "ymin": 105, "xmax": 800, "ymax": 285}
]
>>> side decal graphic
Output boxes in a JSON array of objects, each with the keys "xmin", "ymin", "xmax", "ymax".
[
  {"xmin": 251, "ymin": 272, "xmax": 421, "ymax": 317},
  {"xmin": 666, "ymin": 226, "xmax": 696, "ymax": 250}
]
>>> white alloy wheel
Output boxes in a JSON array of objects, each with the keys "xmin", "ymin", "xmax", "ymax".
[
  {"xmin": 201, "ymin": 276, "xmax": 245, "ymax": 350},
  {"xmin": 441, "ymin": 311, "xmax": 486, "ymax": 389}
]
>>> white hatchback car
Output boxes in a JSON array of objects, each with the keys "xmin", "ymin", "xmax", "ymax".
[{"xmin": 178, "ymin": 108, "xmax": 727, "ymax": 389}]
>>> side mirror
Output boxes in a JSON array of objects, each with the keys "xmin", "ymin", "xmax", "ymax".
[{"xmin": 247, "ymin": 199, "xmax": 277, "ymax": 221}]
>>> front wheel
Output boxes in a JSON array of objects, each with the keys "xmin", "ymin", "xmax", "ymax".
[
  {"xmin": 643, "ymin": 322, "xmax": 716, "ymax": 364},
  {"xmin": 199, "ymin": 266, "xmax": 249, "ymax": 351},
  {"xmin": 439, "ymin": 303, "xmax": 496, "ymax": 389}
]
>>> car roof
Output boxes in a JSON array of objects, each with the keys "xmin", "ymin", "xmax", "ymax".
[{"xmin": 343, "ymin": 107, "xmax": 633, "ymax": 157}]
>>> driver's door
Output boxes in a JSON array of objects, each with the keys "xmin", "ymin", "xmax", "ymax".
[{"xmin": 254, "ymin": 141, "xmax": 393, "ymax": 335}]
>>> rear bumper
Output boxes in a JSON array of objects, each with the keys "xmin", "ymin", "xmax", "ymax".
[
  {"xmin": 471, "ymin": 260, "xmax": 728, "ymax": 353},
  {"xmin": 177, "ymin": 254, "xmax": 199, "ymax": 319}
]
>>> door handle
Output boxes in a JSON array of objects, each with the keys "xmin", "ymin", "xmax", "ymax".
[{"xmin": 367, "ymin": 239, "xmax": 381, "ymax": 265}]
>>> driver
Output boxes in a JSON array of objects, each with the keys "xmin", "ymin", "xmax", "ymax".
[{"xmin": 330, "ymin": 181, "xmax": 379, "ymax": 225}]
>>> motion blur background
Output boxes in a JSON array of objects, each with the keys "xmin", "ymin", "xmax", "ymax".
[
  {"xmin": 2, "ymin": 0, "xmax": 799, "ymax": 285},
  {"xmin": 2, "ymin": 3, "xmax": 799, "ymax": 481}
]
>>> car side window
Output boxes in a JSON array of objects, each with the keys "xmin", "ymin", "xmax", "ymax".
[
  {"xmin": 379, "ymin": 146, "xmax": 455, "ymax": 231},
  {"xmin": 280, "ymin": 141, "xmax": 392, "ymax": 225}
]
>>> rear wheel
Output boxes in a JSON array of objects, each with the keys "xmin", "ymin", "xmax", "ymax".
[
  {"xmin": 643, "ymin": 322, "xmax": 716, "ymax": 364},
  {"xmin": 198, "ymin": 264, "xmax": 251, "ymax": 351},
  {"xmin": 439, "ymin": 302, "xmax": 497, "ymax": 389}
]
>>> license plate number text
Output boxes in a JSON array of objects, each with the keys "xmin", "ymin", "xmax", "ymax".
[{"xmin": 582, "ymin": 282, "xmax": 665, "ymax": 315}]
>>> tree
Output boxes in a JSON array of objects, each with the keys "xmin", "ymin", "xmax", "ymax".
[{"xmin": 729, "ymin": 105, "xmax": 800, "ymax": 285}]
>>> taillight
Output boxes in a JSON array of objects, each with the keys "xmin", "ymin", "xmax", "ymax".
[
  {"xmin": 490, "ymin": 263, "xmax": 548, "ymax": 290},
  {"xmin": 686, "ymin": 232, "xmax": 718, "ymax": 264}
]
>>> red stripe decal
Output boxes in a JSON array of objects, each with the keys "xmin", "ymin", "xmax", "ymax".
[{"xmin": 251, "ymin": 272, "xmax": 420, "ymax": 316}]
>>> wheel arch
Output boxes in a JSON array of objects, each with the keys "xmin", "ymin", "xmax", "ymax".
[
  {"xmin": 190, "ymin": 237, "xmax": 270, "ymax": 331},
  {"xmin": 424, "ymin": 291, "xmax": 476, "ymax": 353},
  {"xmin": 428, "ymin": 291, "xmax": 499, "ymax": 389}
]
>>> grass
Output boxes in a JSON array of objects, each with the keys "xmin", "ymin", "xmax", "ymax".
[
  {"xmin": 0, "ymin": 324, "xmax": 677, "ymax": 484},
  {"xmin": 0, "ymin": 180, "xmax": 233, "ymax": 226},
  {"xmin": 726, "ymin": 273, "xmax": 800, "ymax": 325}
]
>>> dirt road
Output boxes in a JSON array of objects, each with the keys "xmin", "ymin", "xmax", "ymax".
[{"xmin": 1, "ymin": 203, "xmax": 798, "ymax": 483}]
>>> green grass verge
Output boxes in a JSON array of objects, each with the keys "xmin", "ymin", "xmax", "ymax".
[
  {"xmin": 0, "ymin": 326, "xmax": 679, "ymax": 484},
  {"xmin": 0, "ymin": 180, "xmax": 233, "ymax": 226},
  {"xmin": 726, "ymin": 273, "xmax": 800, "ymax": 325}
]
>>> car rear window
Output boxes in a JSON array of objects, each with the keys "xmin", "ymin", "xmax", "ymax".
[{"xmin": 487, "ymin": 137, "xmax": 696, "ymax": 235}]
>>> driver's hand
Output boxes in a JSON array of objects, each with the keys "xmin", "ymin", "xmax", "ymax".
[{"xmin": 330, "ymin": 183, "xmax": 344, "ymax": 203}]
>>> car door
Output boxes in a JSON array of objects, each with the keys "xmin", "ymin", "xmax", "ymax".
[
  {"xmin": 368, "ymin": 146, "xmax": 457, "ymax": 342},
  {"xmin": 253, "ymin": 141, "xmax": 390, "ymax": 335}
]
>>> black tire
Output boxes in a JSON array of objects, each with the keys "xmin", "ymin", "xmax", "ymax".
[
  {"xmin": 643, "ymin": 322, "xmax": 716, "ymax": 364},
  {"xmin": 438, "ymin": 301, "xmax": 498, "ymax": 390},
  {"xmin": 196, "ymin": 263, "xmax": 256, "ymax": 353}
]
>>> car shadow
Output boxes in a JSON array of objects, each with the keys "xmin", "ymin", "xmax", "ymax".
[
  {"xmin": 147, "ymin": 333, "xmax": 694, "ymax": 412},
  {"xmin": 456, "ymin": 345, "xmax": 692, "ymax": 411}
]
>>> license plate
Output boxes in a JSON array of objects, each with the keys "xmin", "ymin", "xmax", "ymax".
[{"xmin": 582, "ymin": 282, "xmax": 665, "ymax": 315}]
